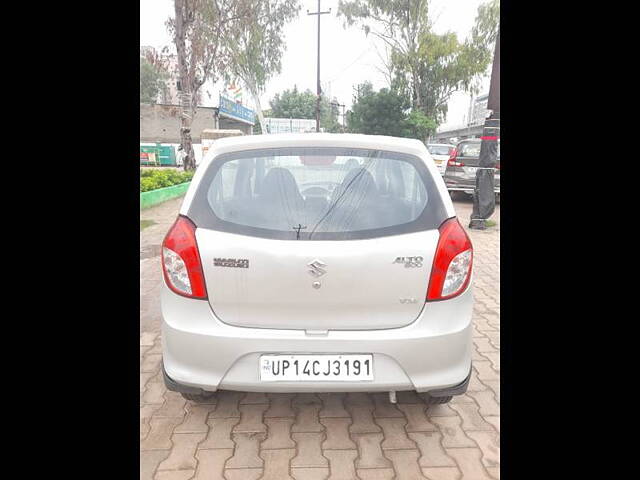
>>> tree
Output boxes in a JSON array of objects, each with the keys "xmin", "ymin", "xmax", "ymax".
[
  {"xmin": 347, "ymin": 82, "xmax": 437, "ymax": 141},
  {"xmin": 346, "ymin": 82, "xmax": 409, "ymax": 137},
  {"xmin": 338, "ymin": 0, "xmax": 499, "ymax": 127},
  {"xmin": 268, "ymin": 86, "xmax": 339, "ymax": 131},
  {"xmin": 140, "ymin": 57, "xmax": 167, "ymax": 104},
  {"xmin": 224, "ymin": 0, "xmax": 301, "ymax": 134},
  {"xmin": 168, "ymin": 0, "xmax": 254, "ymax": 170}
]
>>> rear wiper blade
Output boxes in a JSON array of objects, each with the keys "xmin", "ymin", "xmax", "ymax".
[{"xmin": 292, "ymin": 224, "xmax": 307, "ymax": 240}]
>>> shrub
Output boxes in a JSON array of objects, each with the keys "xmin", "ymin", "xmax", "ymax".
[{"xmin": 140, "ymin": 169, "xmax": 194, "ymax": 192}]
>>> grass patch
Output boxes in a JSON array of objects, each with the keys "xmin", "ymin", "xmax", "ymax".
[
  {"xmin": 140, "ymin": 219, "xmax": 156, "ymax": 231},
  {"xmin": 485, "ymin": 219, "xmax": 497, "ymax": 227}
]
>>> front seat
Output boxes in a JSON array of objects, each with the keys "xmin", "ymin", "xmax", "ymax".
[
  {"xmin": 258, "ymin": 167, "xmax": 305, "ymax": 230},
  {"xmin": 324, "ymin": 168, "xmax": 382, "ymax": 231}
]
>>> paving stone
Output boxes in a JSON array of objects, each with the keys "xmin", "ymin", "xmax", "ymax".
[
  {"xmin": 408, "ymin": 432, "xmax": 456, "ymax": 467},
  {"xmin": 473, "ymin": 362, "xmax": 499, "ymax": 382},
  {"xmin": 449, "ymin": 394, "xmax": 475, "ymax": 405},
  {"xmin": 372, "ymin": 393, "xmax": 404, "ymax": 418},
  {"xmin": 487, "ymin": 466, "xmax": 500, "ymax": 479},
  {"xmin": 397, "ymin": 404, "xmax": 437, "ymax": 433},
  {"xmin": 260, "ymin": 449, "xmax": 295, "ymax": 480},
  {"xmin": 347, "ymin": 405, "xmax": 380, "ymax": 434},
  {"xmin": 484, "ymin": 332, "xmax": 500, "ymax": 349},
  {"xmin": 484, "ymin": 416, "xmax": 500, "ymax": 433},
  {"xmin": 467, "ymin": 390, "xmax": 500, "ymax": 417},
  {"xmin": 199, "ymin": 417, "xmax": 239, "ymax": 449},
  {"xmin": 482, "ymin": 380, "xmax": 500, "ymax": 403},
  {"xmin": 155, "ymin": 470, "xmax": 195, "ymax": 480},
  {"xmin": 175, "ymin": 404, "xmax": 217, "ymax": 434},
  {"xmin": 143, "ymin": 381, "xmax": 168, "ymax": 405},
  {"xmin": 262, "ymin": 418, "xmax": 296, "ymax": 449},
  {"xmin": 383, "ymin": 449, "xmax": 425, "ymax": 480},
  {"xmin": 193, "ymin": 449, "xmax": 233, "ymax": 480},
  {"xmin": 292, "ymin": 404, "xmax": 324, "ymax": 433},
  {"xmin": 320, "ymin": 418, "xmax": 356, "ymax": 450},
  {"xmin": 225, "ymin": 469, "xmax": 263, "ymax": 480},
  {"xmin": 142, "ymin": 354, "xmax": 164, "ymax": 373},
  {"xmin": 210, "ymin": 391, "xmax": 242, "ymax": 418},
  {"xmin": 467, "ymin": 431, "xmax": 500, "ymax": 468},
  {"xmin": 155, "ymin": 391, "xmax": 188, "ymax": 418},
  {"xmin": 292, "ymin": 432, "xmax": 329, "ymax": 468},
  {"xmin": 241, "ymin": 392, "xmax": 269, "ymax": 404},
  {"xmin": 158, "ymin": 432, "xmax": 206, "ymax": 471},
  {"xmin": 421, "ymin": 467, "xmax": 461, "ymax": 480},
  {"xmin": 449, "ymin": 403, "xmax": 494, "ymax": 431},
  {"xmin": 141, "ymin": 417, "xmax": 184, "ymax": 451},
  {"xmin": 141, "ymin": 372, "xmax": 156, "ymax": 392},
  {"xmin": 227, "ymin": 432, "xmax": 267, "ymax": 469},
  {"xmin": 445, "ymin": 448, "xmax": 494, "ymax": 480},
  {"xmin": 466, "ymin": 369, "xmax": 488, "ymax": 392},
  {"xmin": 473, "ymin": 337, "xmax": 497, "ymax": 353},
  {"xmin": 355, "ymin": 468, "xmax": 395, "ymax": 479},
  {"xmin": 323, "ymin": 450, "xmax": 358, "ymax": 480},
  {"xmin": 141, "ymin": 332, "xmax": 158, "ymax": 346},
  {"xmin": 141, "ymin": 450, "xmax": 170, "ymax": 480},
  {"xmin": 376, "ymin": 417, "xmax": 416, "ymax": 450},
  {"xmin": 234, "ymin": 403, "xmax": 268, "ymax": 433},
  {"xmin": 425, "ymin": 404, "xmax": 458, "ymax": 417},
  {"xmin": 291, "ymin": 468, "xmax": 330, "ymax": 480},
  {"xmin": 264, "ymin": 393, "xmax": 296, "ymax": 418},
  {"xmin": 480, "ymin": 352, "xmax": 500, "ymax": 372},
  {"xmin": 353, "ymin": 433, "xmax": 392, "ymax": 469},
  {"xmin": 345, "ymin": 392, "xmax": 373, "ymax": 406},
  {"xmin": 430, "ymin": 417, "xmax": 475, "ymax": 449},
  {"xmin": 293, "ymin": 393, "xmax": 322, "ymax": 405},
  {"xmin": 319, "ymin": 393, "xmax": 350, "ymax": 418}
]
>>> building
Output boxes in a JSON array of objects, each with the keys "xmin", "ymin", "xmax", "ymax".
[{"xmin": 263, "ymin": 118, "xmax": 317, "ymax": 134}]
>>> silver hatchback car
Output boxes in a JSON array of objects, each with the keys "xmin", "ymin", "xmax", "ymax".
[
  {"xmin": 444, "ymin": 138, "xmax": 500, "ymax": 198},
  {"xmin": 161, "ymin": 133, "xmax": 473, "ymax": 404}
]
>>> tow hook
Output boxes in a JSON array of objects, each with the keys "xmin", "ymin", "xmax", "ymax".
[{"xmin": 389, "ymin": 391, "xmax": 397, "ymax": 404}]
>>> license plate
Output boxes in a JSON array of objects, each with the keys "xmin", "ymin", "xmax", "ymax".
[
  {"xmin": 465, "ymin": 167, "xmax": 477, "ymax": 174},
  {"xmin": 260, "ymin": 354, "xmax": 373, "ymax": 382}
]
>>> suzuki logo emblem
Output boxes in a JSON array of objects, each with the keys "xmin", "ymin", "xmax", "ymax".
[{"xmin": 307, "ymin": 259, "xmax": 327, "ymax": 277}]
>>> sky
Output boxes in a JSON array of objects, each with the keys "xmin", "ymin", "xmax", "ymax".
[{"xmin": 140, "ymin": 0, "xmax": 492, "ymax": 129}]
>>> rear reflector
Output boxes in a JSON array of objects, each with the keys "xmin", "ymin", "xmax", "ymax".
[
  {"xmin": 426, "ymin": 218, "xmax": 473, "ymax": 301},
  {"xmin": 161, "ymin": 216, "xmax": 208, "ymax": 299}
]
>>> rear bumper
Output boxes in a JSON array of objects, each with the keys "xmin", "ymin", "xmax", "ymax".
[{"xmin": 161, "ymin": 281, "xmax": 473, "ymax": 394}]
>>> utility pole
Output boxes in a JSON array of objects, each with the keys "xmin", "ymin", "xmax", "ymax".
[
  {"xmin": 469, "ymin": 30, "xmax": 500, "ymax": 230},
  {"xmin": 308, "ymin": 0, "xmax": 331, "ymax": 132}
]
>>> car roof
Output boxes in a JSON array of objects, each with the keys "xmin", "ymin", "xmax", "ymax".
[
  {"xmin": 427, "ymin": 143, "xmax": 455, "ymax": 147},
  {"xmin": 206, "ymin": 133, "xmax": 427, "ymax": 153}
]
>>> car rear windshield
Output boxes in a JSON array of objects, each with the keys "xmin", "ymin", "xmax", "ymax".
[
  {"xmin": 187, "ymin": 147, "xmax": 448, "ymax": 240},
  {"xmin": 428, "ymin": 145, "xmax": 452, "ymax": 156}
]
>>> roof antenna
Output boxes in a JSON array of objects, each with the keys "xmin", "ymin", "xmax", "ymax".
[{"xmin": 293, "ymin": 224, "xmax": 307, "ymax": 240}]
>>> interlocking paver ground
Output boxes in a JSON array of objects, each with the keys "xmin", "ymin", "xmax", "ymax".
[{"xmin": 140, "ymin": 196, "xmax": 500, "ymax": 479}]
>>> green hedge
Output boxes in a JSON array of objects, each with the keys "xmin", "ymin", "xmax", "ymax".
[{"xmin": 140, "ymin": 169, "xmax": 195, "ymax": 192}]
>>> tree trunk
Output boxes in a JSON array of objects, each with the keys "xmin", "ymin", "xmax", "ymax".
[
  {"xmin": 247, "ymin": 82, "xmax": 267, "ymax": 134},
  {"xmin": 174, "ymin": 0, "xmax": 196, "ymax": 171}
]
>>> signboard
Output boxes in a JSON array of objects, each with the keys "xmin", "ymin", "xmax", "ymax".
[{"xmin": 219, "ymin": 95, "xmax": 255, "ymax": 125}]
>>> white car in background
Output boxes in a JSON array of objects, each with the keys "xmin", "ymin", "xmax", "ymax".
[
  {"xmin": 427, "ymin": 143, "xmax": 456, "ymax": 175},
  {"xmin": 160, "ymin": 133, "xmax": 473, "ymax": 404}
]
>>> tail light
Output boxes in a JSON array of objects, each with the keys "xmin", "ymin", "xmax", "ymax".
[
  {"xmin": 447, "ymin": 148, "xmax": 464, "ymax": 167},
  {"xmin": 161, "ymin": 216, "xmax": 208, "ymax": 299},
  {"xmin": 496, "ymin": 162, "xmax": 500, "ymax": 170},
  {"xmin": 427, "ymin": 218, "xmax": 473, "ymax": 301}
]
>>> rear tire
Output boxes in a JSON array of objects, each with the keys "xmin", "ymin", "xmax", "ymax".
[{"xmin": 181, "ymin": 392, "xmax": 216, "ymax": 403}]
